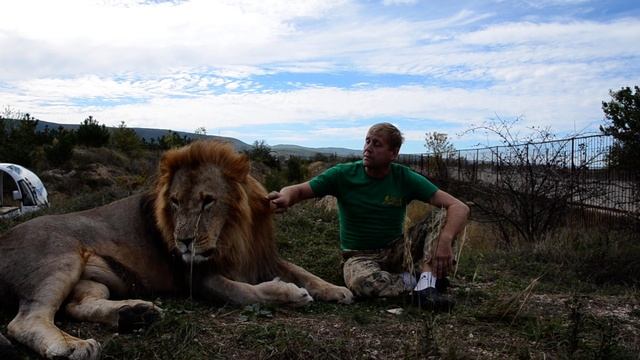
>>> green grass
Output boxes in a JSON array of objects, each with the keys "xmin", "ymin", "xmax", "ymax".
[{"xmin": 275, "ymin": 201, "xmax": 344, "ymax": 285}]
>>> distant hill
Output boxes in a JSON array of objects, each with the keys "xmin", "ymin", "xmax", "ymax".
[
  {"xmin": 32, "ymin": 120, "xmax": 251, "ymax": 151},
  {"xmin": 30, "ymin": 120, "xmax": 361, "ymax": 158},
  {"xmin": 272, "ymin": 144, "xmax": 361, "ymax": 158}
]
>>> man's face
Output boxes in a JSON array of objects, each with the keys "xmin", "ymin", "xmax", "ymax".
[{"xmin": 363, "ymin": 130, "xmax": 398, "ymax": 169}]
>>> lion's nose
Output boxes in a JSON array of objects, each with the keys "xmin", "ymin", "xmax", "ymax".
[{"xmin": 177, "ymin": 237, "xmax": 195, "ymax": 251}]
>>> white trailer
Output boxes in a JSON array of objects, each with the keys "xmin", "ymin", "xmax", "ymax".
[{"xmin": 0, "ymin": 163, "xmax": 49, "ymax": 219}]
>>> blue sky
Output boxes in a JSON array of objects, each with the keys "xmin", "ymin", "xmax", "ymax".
[{"xmin": 1, "ymin": 0, "xmax": 639, "ymax": 154}]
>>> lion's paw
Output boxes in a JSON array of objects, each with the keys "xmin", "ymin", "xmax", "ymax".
[
  {"xmin": 312, "ymin": 285, "xmax": 354, "ymax": 304},
  {"xmin": 330, "ymin": 286, "xmax": 354, "ymax": 304},
  {"xmin": 287, "ymin": 284, "xmax": 314, "ymax": 307},
  {"xmin": 45, "ymin": 338, "xmax": 101, "ymax": 360},
  {"xmin": 257, "ymin": 279, "xmax": 314, "ymax": 307},
  {"xmin": 117, "ymin": 302, "xmax": 163, "ymax": 333}
]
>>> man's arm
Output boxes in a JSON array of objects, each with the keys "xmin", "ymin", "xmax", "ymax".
[
  {"xmin": 267, "ymin": 182, "xmax": 316, "ymax": 213},
  {"xmin": 428, "ymin": 190, "xmax": 470, "ymax": 278}
]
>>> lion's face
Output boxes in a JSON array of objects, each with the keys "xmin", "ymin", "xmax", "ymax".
[{"xmin": 168, "ymin": 165, "xmax": 231, "ymax": 264}]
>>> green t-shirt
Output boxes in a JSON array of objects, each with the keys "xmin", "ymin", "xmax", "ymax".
[{"xmin": 309, "ymin": 160, "xmax": 438, "ymax": 250}]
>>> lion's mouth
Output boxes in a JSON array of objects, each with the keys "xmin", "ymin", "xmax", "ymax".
[
  {"xmin": 179, "ymin": 247, "xmax": 215, "ymax": 263},
  {"xmin": 177, "ymin": 242, "xmax": 216, "ymax": 263}
]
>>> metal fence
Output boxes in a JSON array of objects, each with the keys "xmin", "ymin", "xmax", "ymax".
[{"xmin": 397, "ymin": 134, "xmax": 639, "ymax": 224}]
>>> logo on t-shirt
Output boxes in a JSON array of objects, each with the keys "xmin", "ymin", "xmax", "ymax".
[{"xmin": 382, "ymin": 195, "xmax": 402, "ymax": 207}]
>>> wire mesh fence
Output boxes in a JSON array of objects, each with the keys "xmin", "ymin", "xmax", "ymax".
[{"xmin": 398, "ymin": 135, "xmax": 639, "ymax": 226}]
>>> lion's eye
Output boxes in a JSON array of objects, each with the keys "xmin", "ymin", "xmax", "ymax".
[
  {"xmin": 170, "ymin": 197, "xmax": 179, "ymax": 208},
  {"xmin": 202, "ymin": 195, "xmax": 216, "ymax": 210}
]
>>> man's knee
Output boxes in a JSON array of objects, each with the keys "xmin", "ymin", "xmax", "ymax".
[{"xmin": 345, "ymin": 271, "xmax": 405, "ymax": 298}]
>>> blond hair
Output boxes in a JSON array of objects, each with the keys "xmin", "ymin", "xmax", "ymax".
[{"xmin": 368, "ymin": 123, "xmax": 404, "ymax": 151}]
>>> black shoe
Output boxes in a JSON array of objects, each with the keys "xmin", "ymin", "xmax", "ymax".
[
  {"xmin": 435, "ymin": 277, "xmax": 450, "ymax": 293},
  {"xmin": 411, "ymin": 287, "xmax": 455, "ymax": 312}
]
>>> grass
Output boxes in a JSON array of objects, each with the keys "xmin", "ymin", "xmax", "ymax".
[
  {"xmin": 1, "ymin": 152, "xmax": 639, "ymax": 359},
  {"xmin": 3, "ymin": 200, "xmax": 639, "ymax": 359}
]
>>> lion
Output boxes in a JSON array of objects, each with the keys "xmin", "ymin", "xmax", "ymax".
[{"xmin": 0, "ymin": 140, "xmax": 353, "ymax": 360}]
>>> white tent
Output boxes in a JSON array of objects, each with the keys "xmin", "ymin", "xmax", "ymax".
[{"xmin": 0, "ymin": 163, "xmax": 49, "ymax": 219}]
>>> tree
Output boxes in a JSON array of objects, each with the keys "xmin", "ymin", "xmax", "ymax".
[
  {"xmin": 245, "ymin": 140, "xmax": 278, "ymax": 168},
  {"xmin": 1, "ymin": 105, "xmax": 26, "ymax": 120},
  {"xmin": 424, "ymin": 132, "xmax": 455, "ymax": 155},
  {"xmin": 424, "ymin": 132, "xmax": 456, "ymax": 186},
  {"xmin": 44, "ymin": 127, "xmax": 76, "ymax": 166},
  {"xmin": 0, "ymin": 113, "xmax": 40, "ymax": 167},
  {"xmin": 111, "ymin": 121, "xmax": 143, "ymax": 156},
  {"xmin": 286, "ymin": 156, "xmax": 306, "ymax": 183},
  {"xmin": 76, "ymin": 116, "xmax": 110, "ymax": 147},
  {"xmin": 600, "ymin": 86, "xmax": 640, "ymax": 170},
  {"xmin": 194, "ymin": 126, "xmax": 207, "ymax": 136},
  {"xmin": 158, "ymin": 130, "xmax": 190, "ymax": 150},
  {"xmin": 0, "ymin": 117, "xmax": 7, "ymax": 151}
]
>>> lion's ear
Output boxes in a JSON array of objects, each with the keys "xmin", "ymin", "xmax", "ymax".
[
  {"xmin": 158, "ymin": 149, "xmax": 180, "ymax": 183},
  {"xmin": 222, "ymin": 151, "xmax": 250, "ymax": 183},
  {"xmin": 236, "ymin": 153, "xmax": 251, "ymax": 180}
]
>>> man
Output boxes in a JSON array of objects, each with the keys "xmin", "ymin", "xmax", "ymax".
[{"xmin": 267, "ymin": 123, "xmax": 469, "ymax": 311}]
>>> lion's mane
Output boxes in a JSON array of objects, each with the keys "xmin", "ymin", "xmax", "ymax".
[{"xmin": 153, "ymin": 141, "xmax": 280, "ymax": 282}]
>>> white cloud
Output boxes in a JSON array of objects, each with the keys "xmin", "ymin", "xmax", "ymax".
[
  {"xmin": 0, "ymin": 0, "xmax": 349, "ymax": 78},
  {"xmin": 523, "ymin": 0, "xmax": 592, "ymax": 9},
  {"xmin": 0, "ymin": 0, "xmax": 638, "ymax": 152},
  {"xmin": 4, "ymin": 82, "xmax": 604, "ymax": 138},
  {"xmin": 382, "ymin": 0, "xmax": 419, "ymax": 6}
]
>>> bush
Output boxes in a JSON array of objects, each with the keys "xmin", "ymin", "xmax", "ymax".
[
  {"xmin": 157, "ymin": 130, "xmax": 190, "ymax": 150},
  {"xmin": 110, "ymin": 121, "xmax": 143, "ymax": 157},
  {"xmin": 76, "ymin": 116, "xmax": 110, "ymax": 147},
  {"xmin": 44, "ymin": 128, "xmax": 76, "ymax": 166},
  {"xmin": 245, "ymin": 140, "xmax": 278, "ymax": 169},
  {"xmin": 0, "ymin": 114, "xmax": 40, "ymax": 167},
  {"xmin": 463, "ymin": 117, "xmax": 604, "ymax": 244},
  {"xmin": 264, "ymin": 171, "xmax": 286, "ymax": 192},
  {"xmin": 286, "ymin": 156, "xmax": 306, "ymax": 183}
]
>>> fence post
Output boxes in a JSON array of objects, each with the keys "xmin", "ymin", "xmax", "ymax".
[
  {"xmin": 571, "ymin": 137, "xmax": 575, "ymax": 174},
  {"xmin": 457, "ymin": 150, "xmax": 461, "ymax": 181},
  {"xmin": 496, "ymin": 146, "xmax": 499, "ymax": 185},
  {"xmin": 474, "ymin": 149, "xmax": 478, "ymax": 181}
]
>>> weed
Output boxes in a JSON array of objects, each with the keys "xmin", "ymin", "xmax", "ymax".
[
  {"xmin": 239, "ymin": 304, "xmax": 275, "ymax": 322},
  {"xmin": 419, "ymin": 314, "xmax": 440, "ymax": 357},
  {"xmin": 237, "ymin": 322, "xmax": 349, "ymax": 359}
]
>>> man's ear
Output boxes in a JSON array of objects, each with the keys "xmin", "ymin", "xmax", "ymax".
[{"xmin": 391, "ymin": 148, "xmax": 400, "ymax": 161}]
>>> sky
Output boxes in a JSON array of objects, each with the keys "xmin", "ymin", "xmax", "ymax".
[{"xmin": 1, "ymin": 0, "xmax": 639, "ymax": 154}]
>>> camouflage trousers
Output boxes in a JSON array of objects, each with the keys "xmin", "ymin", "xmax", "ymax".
[{"xmin": 342, "ymin": 209, "xmax": 458, "ymax": 298}]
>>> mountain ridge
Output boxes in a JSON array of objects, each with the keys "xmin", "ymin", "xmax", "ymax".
[{"xmin": 32, "ymin": 120, "xmax": 362, "ymax": 158}]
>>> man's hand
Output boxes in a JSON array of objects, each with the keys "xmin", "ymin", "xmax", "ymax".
[
  {"xmin": 267, "ymin": 191, "xmax": 290, "ymax": 213},
  {"xmin": 266, "ymin": 182, "xmax": 315, "ymax": 213},
  {"xmin": 428, "ymin": 190, "xmax": 469, "ymax": 279},
  {"xmin": 432, "ymin": 237, "xmax": 454, "ymax": 279}
]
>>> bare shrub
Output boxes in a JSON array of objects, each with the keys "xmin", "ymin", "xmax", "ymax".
[{"xmin": 462, "ymin": 117, "xmax": 606, "ymax": 245}]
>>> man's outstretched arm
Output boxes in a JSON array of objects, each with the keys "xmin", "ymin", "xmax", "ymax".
[{"xmin": 267, "ymin": 182, "xmax": 316, "ymax": 213}]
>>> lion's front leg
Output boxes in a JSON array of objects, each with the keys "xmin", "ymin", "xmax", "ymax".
[
  {"xmin": 7, "ymin": 254, "xmax": 101, "ymax": 360},
  {"xmin": 65, "ymin": 280, "xmax": 162, "ymax": 333},
  {"xmin": 201, "ymin": 275, "xmax": 313, "ymax": 307},
  {"xmin": 277, "ymin": 261, "xmax": 354, "ymax": 304},
  {"xmin": 8, "ymin": 304, "xmax": 101, "ymax": 360}
]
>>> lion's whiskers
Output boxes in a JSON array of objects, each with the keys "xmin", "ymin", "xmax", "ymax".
[
  {"xmin": 189, "ymin": 211, "xmax": 202, "ymax": 301},
  {"xmin": 211, "ymin": 243, "xmax": 230, "ymax": 250},
  {"xmin": 189, "ymin": 240, "xmax": 195, "ymax": 300}
]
